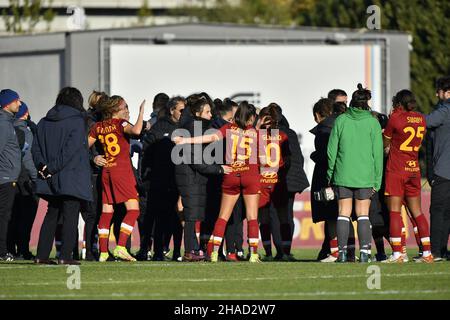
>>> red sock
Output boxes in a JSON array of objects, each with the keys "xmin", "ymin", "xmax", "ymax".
[
  {"xmin": 414, "ymin": 214, "xmax": 431, "ymax": 253},
  {"xmin": 98, "ymin": 212, "xmax": 113, "ymax": 253},
  {"xmin": 195, "ymin": 220, "xmax": 201, "ymax": 243},
  {"xmin": 118, "ymin": 209, "xmax": 139, "ymax": 247},
  {"xmin": 280, "ymin": 223, "xmax": 292, "ymax": 255},
  {"xmin": 248, "ymin": 219, "xmax": 259, "ymax": 254},
  {"xmin": 409, "ymin": 214, "xmax": 422, "ymax": 247},
  {"xmin": 330, "ymin": 237, "xmax": 338, "ymax": 257},
  {"xmin": 209, "ymin": 218, "xmax": 227, "ymax": 255},
  {"xmin": 389, "ymin": 211, "xmax": 403, "ymax": 254},
  {"xmin": 401, "ymin": 227, "xmax": 406, "ymax": 254}
]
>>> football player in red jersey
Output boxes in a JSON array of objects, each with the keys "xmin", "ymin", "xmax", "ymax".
[
  {"xmin": 383, "ymin": 90, "xmax": 433, "ymax": 263},
  {"xmin": 257, "ymin": 104, "xmax": 293, "ymax": 261},
  {"xmin": 88, "ymin": 96, "xmax": 146, "ymax": 262},
  {"xmin": 174, "ymin": 101, "xmax": 262, "ymax": 262}
]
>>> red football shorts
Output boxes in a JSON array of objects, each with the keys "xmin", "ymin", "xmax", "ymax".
[
  {"xmin": 222, "ymin": 173, "xmax": 261, "ymax": 196},
  {"xmin": 102, "ymin": 169, "xmax": 139, "ymax": 204},
  {"xmin": 385, "ymin": 171, "xmax": 421, "ymax": 198}
]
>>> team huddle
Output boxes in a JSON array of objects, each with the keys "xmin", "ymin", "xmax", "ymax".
[
  {"xmin": 0, "ymin": 76, "xmax": 448, "ymax": 265},
  {"xmin": 81, "ymin": 82, "xmax": 439, "ymax": 264}
]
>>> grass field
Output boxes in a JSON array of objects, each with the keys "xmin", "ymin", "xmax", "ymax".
[{"xmin": 0, "ymin": 249, "xmax": 449, "ymax": 300}]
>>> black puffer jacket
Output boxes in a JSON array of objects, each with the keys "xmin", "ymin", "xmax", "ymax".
[
  {"xmin": 309, "ymin": 115, "xmax": 338, "ymax": 222},
  {"xmin": 175, "ymin": 117, "xmax": 224, "ymax": 222},
  {"xmin": 141, "ymin": 116, "xmax": 179, "ymax": 190},
  {"xmin": 279, "ymin": 116, "xmax": 309, "ymax": 194},
  {"xmin": 32, "ymin": 104, "xmax": 92, "ymax": 201}
]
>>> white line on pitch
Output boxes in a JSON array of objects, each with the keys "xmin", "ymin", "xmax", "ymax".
[
  {"xmin": 1, "ymin": 289, "xmax": 449, "ymax": 299},
  {"xmin": 5, "ymin": 272, "xmax": 450, "ymax": 287}
]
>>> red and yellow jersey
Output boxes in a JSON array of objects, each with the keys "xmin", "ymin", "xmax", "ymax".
[
  {"xmin": 259, "ymin": 129, "xmax": 289, "ymax": 184},
  {"xmin": 218, "ymin": 122, "xmax": 259, "ymax": 175},
  {"xmin": 89, "ymin": 118, "xmax": 132, "ymax": 172},
  {"xmin": 384, "ymin": 109, "xmax": 426, "ymax": 174}
]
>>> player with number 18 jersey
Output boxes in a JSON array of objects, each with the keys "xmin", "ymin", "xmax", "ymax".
[{"xmin": 89, "ymin": 117, "xmax": 139, "ymax": 204}]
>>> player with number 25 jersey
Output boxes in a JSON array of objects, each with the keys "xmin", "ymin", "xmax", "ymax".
[{"xmin": 383, "ymin": 104, "xmax": 426, "ymax": 197}]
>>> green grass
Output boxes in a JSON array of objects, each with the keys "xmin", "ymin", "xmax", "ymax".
[{"xmin": 0, "ymin": 249, "xmax": 449, "ymax": 300}]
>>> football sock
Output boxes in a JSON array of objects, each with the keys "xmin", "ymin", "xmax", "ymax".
[
  {"xmin": 389, "ymin": 211, "xmax": 403, "ymax": 258},
  {"xmin": 248, "ymin": 219, "xmax": 259, "ymax": 254},
  {"xmin": 195, "ymin": 221, "xmax": 201, "ymax": 244},
  {"xmin": 357, "ymin": 216, "xmax": 372, "ymax": 254},
  {"xmin": 414, "ymin": 214, "xmax": 431, "ymax": 256},
  {"xmin": 98, "ymin": 211, "xmax": 114, "ymax": 253},
  {"xmin": 337, "ymin": 216, "xmax": 350, "ymax": 251},
  {"xmin": 401, "ymin": 227, "xmax": 407, "ymax": 255},
  {"xmin": 208, "ymin": 218, "xmax": 227, "ymax": 255},
  {"xmin": 118, "ymin": 209, "xmax": 139, "ymax": 248},
  {"xmin": 409, "ymin": 214, "xmax": 423, "ymax": 251},
  {"xmin": 329, "ymin": 237, "xmax": 339, "ymax": 257}
]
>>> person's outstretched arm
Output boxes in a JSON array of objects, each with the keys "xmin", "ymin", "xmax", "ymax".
[{"xmin": 124, "ymin": 100, "xmax": 146, "ymax": 136}]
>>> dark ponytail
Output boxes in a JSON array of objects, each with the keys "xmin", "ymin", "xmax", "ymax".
[
  {"xmin": 235, "ymin": 101, "xmax": 256, "ymax": 129},
  {"xmin": 392, "ymin": 89, "xmax": 416, "ymax": 112},
  {"xmin": 350, "ymin": 83, "xmax": 371, "ymax": 110}
]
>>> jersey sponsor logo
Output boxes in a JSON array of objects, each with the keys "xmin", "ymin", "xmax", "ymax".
[
  {"xmin": 231, "ymin": 160, "xmax": 250, "ymax": 172},
  {"xmin": 261, "ymin": 171, "xmax": 278, "ymax": 179},
  {"xmin": 105, "ymin": 157, "xmax": 117, "ymax": 168},
  {"xmin": 405, "ymin": 160, "xmax": 420, "ymax": 172},
  {"xmin": 407, "ymin": 160, "xmax": 417, "ymax": 168},
  {"xmin": 260, "ymin": 171, "xmax": 278, "ymax": 184},
  {"xmin": 231, "ymin": 160, "xmax": 246, "ymax": 168}
]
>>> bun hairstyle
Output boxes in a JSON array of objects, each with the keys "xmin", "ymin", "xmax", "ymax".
[
  {"xmin": 259, "ymin": 103, "xmax": 281, "ymax": 131},
  {"xmin": 350, "ymin": 83, "xmax": 372, "ymax": 110},
  {"xmin": 235, "ymin": 101, "xmax": 256, "ymax": 129},
  {"xmin": 392, "ymin": 89, "xmax": 416, "ymax": 112},
  {"xmin": 88, "ymin": 91, "xmax": 108, "ymax": 110}
]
